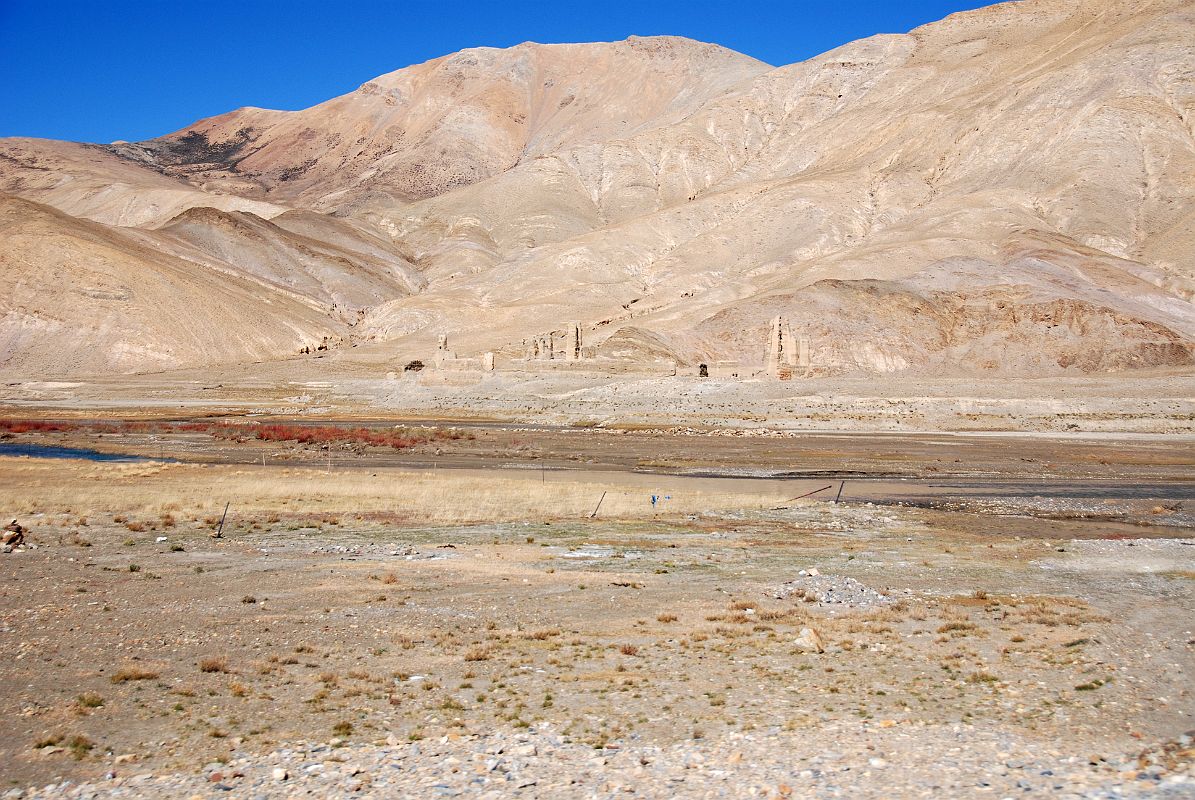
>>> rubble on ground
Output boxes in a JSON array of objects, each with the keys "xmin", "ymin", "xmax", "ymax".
[{"xmin": 772, "ymin": 571, "xmax": 895, "ymax": 609}]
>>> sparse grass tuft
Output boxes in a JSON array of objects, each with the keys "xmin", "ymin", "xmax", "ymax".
[
  {"xmin": 67, "ymin": 734, "xmax": 94, "ymax": 760},
  {"xmin": 965, "ymin": 671, "xmax": 999, "ymax": 684},
  {"xmin": 524, "ymin": 628, "xmax": 560, "ymax": 641},
  {"xmin": 76, "ymin": 692, "xmax": 104, "ymax": 708},
  {"xmin": 110, "ymin": 665, "xmax": 159, "ymax": 684},
  {"xmin": 199, "ymin": 656, "xmax": 230, "ymax": 674},
  {"xmin": 463, "ymin": 645, "xmax": 492, "ymax": 662}
]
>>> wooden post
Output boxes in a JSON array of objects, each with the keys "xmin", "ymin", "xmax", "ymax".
[
  {"xmin": 784, "ymin": 484, "xmax": 834, "ymax": 503},
  {"xmin": 215, "ymin": 502, "xmax": 230, "ymax": 538},
  {"xmin": 590, "ymin": 491, "xmax": 607, "ymax": 518}
]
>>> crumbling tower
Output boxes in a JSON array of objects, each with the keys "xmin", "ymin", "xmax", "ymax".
[
  {"xmin": 434, "ymin": 333, "xmax": 457, "ymax": 367},
  {"xmin": 565, "ymin": 322, "xmax": 583, "ymax": 361},
  {"xmin": 798, "ymin": 336, "xmax": 811, "ymax": 369},
  {"xmin": 766, "ymin": 315, "xmax": 797, "ymax": 379}
]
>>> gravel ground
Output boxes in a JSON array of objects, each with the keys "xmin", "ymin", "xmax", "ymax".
[
  {"xmin": 1, "ymin": 437, "xmax": 1191, "ymax": 800},
  {"xmin": 771, "ymin": 574, "xmax": 896, "ymax": 609},
  {"xmin": 12, "ymin": 726, "xmax": 1194, "ymax": 799}
]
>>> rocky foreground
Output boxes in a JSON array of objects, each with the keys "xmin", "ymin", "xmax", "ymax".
[
  {"xmin": 1, "ymin": 436, "xmax": 1191, "ymax": 799},
  {"xmin": 12, "ymin": 725, "xmax": 1195, "ymax": 799}
]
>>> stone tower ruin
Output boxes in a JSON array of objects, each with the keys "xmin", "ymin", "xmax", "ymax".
[
  {"xmin": 762, "ymin": 317, "xmax": 813, "ymax": 378},
  {"xmin": 766, "ymin": 315, "xmax": 797, "ymax": 378},
  {"xmin": 565, "ymin": 322, "xmax": 583, "ymax": 361}
]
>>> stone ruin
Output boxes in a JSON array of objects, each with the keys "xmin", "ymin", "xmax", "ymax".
[
  {"xmin": 433, "ymin": 334, "xmax": 456, "ymax": 367},
  {"xmin": 565, "ymin": 322, "xmax": 583, "ymax": 361},
  {"xmin": 416, "ymin": 334, "xmax": 495, "ymax": 375},
  {"xmin": 698, "ymin": 316, "xmax": 810, "ymax": 379},
  {"xmin": 524, "ymin": 322, "xmax": 585, "ymax": 362},
  {"xmin": 415, "ymin": 320, "xmax": 807, "ymax": 382},
  {"xmin": 526, "ymin": 334, "xmax": 554, "ymax": 360},
  {"xmin": 766, "ymin": 315, "xmax": 810, "ymax": 380},
  {"xmin": 699, "ymin": 360, "xmax": 745, "ymax": 379}
]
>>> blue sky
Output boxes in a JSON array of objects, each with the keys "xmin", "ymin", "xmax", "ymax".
[{"xmin": 0, "ymin": 0, "xmax": 994, "ymax": 143}]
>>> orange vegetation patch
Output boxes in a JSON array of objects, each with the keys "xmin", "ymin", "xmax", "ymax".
[
  {"xmin": 0, "ymin": 418, "xmax": 471, "ymax": 450},
  {"xmin": 246, "ymin": 423, "xmax": 466, "ymax": 449}
]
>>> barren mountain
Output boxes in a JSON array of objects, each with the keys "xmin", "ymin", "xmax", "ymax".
[
  {"xmin": 0, "ymin": 194, "xmax": 339, "ymax": 376},
  {"xmin": 105, "ymin": 37, "xmax": 772, "ymax": 212},
  {"xmin": 0, "ymin": 138, "xmax": 288, "ymax": 227},
  {"xmin": 155, "ymin": 207, "xmax": 424, "ymax": 316},
  {"xmin": 0, "ymin": 0, "xmax": 1192, "ymax": 379}
]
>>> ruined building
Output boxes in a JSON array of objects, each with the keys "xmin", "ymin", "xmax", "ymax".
[
  {"xmin": 565, "ymin": 322, "xmax": 583, "ymax": 361},
  {"xmin": 526, "ymin": 334, "xmax": 554, "ymax": 360},
  {"xmin": 524, "ymin": 323, "xmax": 585, "ymax": 362},
  {"xmin": 766, "ymin": 316, "xmax": 811, "ymax": 380},
  {"xmin": 434, "ymin": 333, "xmax": 457, "ymax": 367},
  {"xmin": 419, "ymin": 333, "xmax": 495, "ymax": 376}
]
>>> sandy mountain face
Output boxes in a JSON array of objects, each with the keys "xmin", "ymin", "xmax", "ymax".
[
  {"xmin": 0, "ymin": 0, "xmax": 1192, "ymax": 378},
  {"xmin": 105, "ymin": 36, "xmax": 772, "ymax": 213},
  {"xmin": 154, "ymin": 207, "xmax": 424, "ymax": 317},
  {"xmin": 0, "ymin": 194, "xmax": 339, "ymax": 376}
]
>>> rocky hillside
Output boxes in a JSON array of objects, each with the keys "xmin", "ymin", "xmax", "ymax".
[{"xmin": 0, "ymin": 0, "xmax": 1191, "ymax": 378}]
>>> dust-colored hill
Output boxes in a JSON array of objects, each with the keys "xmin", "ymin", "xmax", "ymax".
[
  {"xmin": 154, "ymin": 207, "xmax": 424, "ymax": 317},
  {"xmin": 0, "ymin": 194, "xmax": 340, "ymax": 376},
  {"xmin": 0, "ymin": 138, "xmax": 288, "ymax": 227},
  {"xmin": 357, "ymin": 0, "xmax": 1195, "ymax": 374},
  {"xmin": 0, "ymin": 0, "xmax": 1192, "ymax": 380},
  {"xmin": 106, "ymin": 37, "xmax": 772, "ymax": 213}
]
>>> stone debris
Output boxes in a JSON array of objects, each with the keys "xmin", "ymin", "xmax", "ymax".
[
  {"xmin": 2, "ymin": 520, "xmax": 26, "ymax": 553},
  {"xmin": 793, "ymin": 626, "xmax": 825, "ymax": 653},
  {"xmin": 264, "ymin": 542, "xmax": 459, "ymax": 561},
  {"xmin": 9, "ymin": 726, "xmax": 1193, "ymax": 800},
  {"xmin": 773, "ymin": 573, "xmax": 892, "ymax": 609}
]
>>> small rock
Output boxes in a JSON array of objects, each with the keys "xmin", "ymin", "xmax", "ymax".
[
  {"xmin": 794, "ymin": 627, "xmax": 825, "ymax": 654},
  {"xmin": 272, "ymin": 767, "xmax": 288, "ymax": 782}
]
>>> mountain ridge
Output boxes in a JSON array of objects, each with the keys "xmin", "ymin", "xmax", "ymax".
[{"xmin": 1, "ymin": 2, "xmax": 1192, "ymax": 380}]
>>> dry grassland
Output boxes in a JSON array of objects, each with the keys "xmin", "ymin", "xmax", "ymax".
[{"xmin": 0, "ymin": 457, "xmax": 789, "ymax": 526}]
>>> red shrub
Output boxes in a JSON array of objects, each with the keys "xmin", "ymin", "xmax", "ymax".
[{"xmin": 0, "ymin": 419, "xmax": 72, "ymax": 434}]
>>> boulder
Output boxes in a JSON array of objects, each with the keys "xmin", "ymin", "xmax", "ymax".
[{"xmin": 794, "ymin": 627, "xmax": 825, "ymax": 654}]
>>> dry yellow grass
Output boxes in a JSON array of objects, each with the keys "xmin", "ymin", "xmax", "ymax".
[{"xmin": 0, "ymin": 457, "xmax": 790, "ymax": 524}]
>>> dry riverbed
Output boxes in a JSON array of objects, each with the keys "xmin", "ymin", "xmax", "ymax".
[{"xmin": 0, "ymin": 439, "xmax": 1192, "ymax": 799}]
